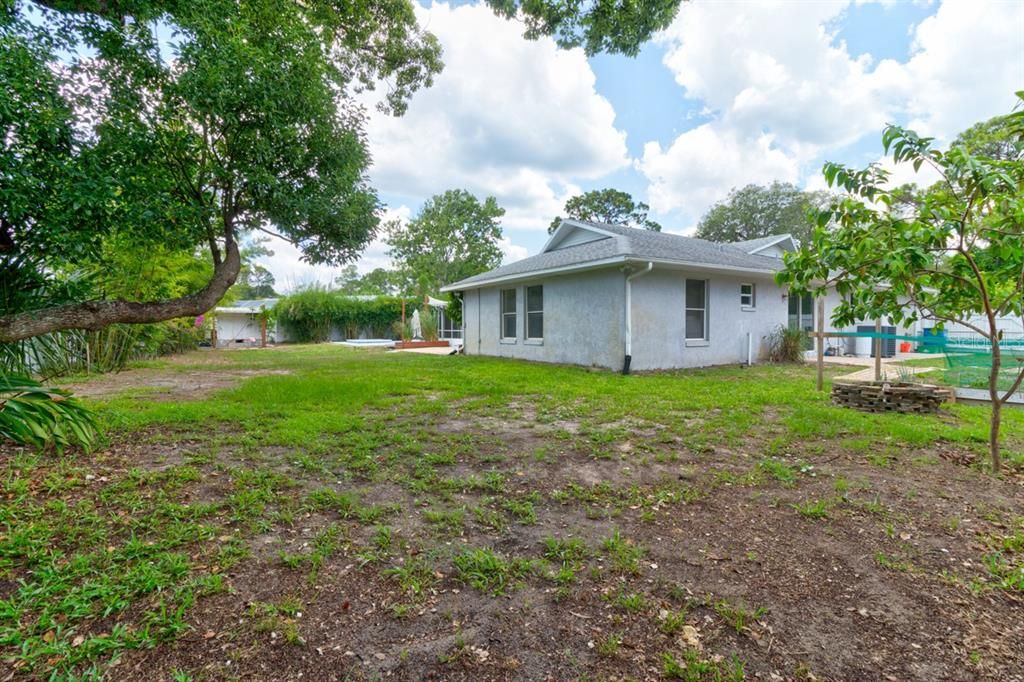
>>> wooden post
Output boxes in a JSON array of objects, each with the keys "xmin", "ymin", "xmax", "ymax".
[
  {"xmin": 260, "ymin": 317, "xmax": 267, "ymax": 348},
  {"xmin": 211, "ymin": 324, "xmax": 218, "ymax": 349},
  {"xmin": 816, "ymin": 297, "xmax": 825, "ymax": 391},
  {"xmin": 874, "ymin": 318, "xmax": 882, "ymax": 382},
  {"xmin": 401, "ymin": 299, "xmax": 406, "ymax": 324}
]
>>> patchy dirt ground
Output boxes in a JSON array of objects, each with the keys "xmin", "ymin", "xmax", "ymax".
[
  {"xmin": 63, "ymin": 353, "xmax": 292, "ymax": 401},
  {"xmin": 3, "ymin": 348, "xmax": 1023, "ymax": 681}
]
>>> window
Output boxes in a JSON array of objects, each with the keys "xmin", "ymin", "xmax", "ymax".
[
  {"xmin": 526, "ymin": 285, "xmax": 543, "ymax": 340},
  {"xmin": 500, "ymin": 289, "xmax": 517, "ymax": 340},
  {"xmin": 740, "ymin": 283, "xmax": 756, "ymax": 309},
  {"xmin": 685, "ymin": 279, "xmax": 708, "ymax": 340}
]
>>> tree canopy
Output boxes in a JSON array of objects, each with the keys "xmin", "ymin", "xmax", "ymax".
[
  {"xmin": 0, "ymin": 0, "xmax": 442, "ymax": 342},
  {"xmin": 777, "ymin": 97, "xmax": 1024, "ymax": 471},
  {"xmin": 1, "ymin": 0, "xmax": 686, "ymax": 345},
  {"xmin": 335, "ymin": 266, "xmax": 400, "ymax": 296},
  {"xmin": 387, "ymin": 190, "xmax": 505, "ymax": 294},
  {"xmin": 484, "ymin": 0, "xmax": 683, "ymax": 57},
  {"xmin": 549, "ymin": 188, "xmax": 661, "ymax": 234},
  {"xmin": 696, "ymin": 182, "xmax": 831, "ymax": 246}
]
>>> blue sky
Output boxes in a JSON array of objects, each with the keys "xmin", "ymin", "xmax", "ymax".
[{"xmin": 262, "ymin": 0, "xmax": 1024, "ymax": 290}]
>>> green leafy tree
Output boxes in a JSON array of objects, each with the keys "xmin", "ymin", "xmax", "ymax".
[
  {"xmin": 387, "ymin": 190, "xmax": 505, "ymax": 294},
  {"xmin": 336, "ymin": 266, "xmax": 401, "ymax": 296},
  {"xmin": 696, "ymin": 182, "xmax": 831, "ymax": 246},
  {"xmin": 777, "ymin": 95, "xmax": 1024, "ymax": 471},
  {"xmin": 549, "ymin": 189, "xmax": 661, "ymax": 234},
  {"xmin": 2, "ymin": 0, "xmax": 681, "ymax": 345},
  {"xmin": 0, "ymin": 0, "xmax": 442, "ymax": 343},
  {"xmin": 484, "ymin": 0, "xmax": 683, "ymax": 56},
  {"xmin": 231, "ymin": 241, "xmax": 278, "ymax": 300}
]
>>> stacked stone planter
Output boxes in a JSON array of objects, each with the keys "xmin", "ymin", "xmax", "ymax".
[{"xmin": 832, "ymin": 381, "xmax": 954, "ymax": 414}]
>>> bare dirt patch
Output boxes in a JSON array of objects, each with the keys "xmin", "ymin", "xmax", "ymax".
[{"xmin": 63, "ymin": 367, "xmax": 291, "ymax": 401}]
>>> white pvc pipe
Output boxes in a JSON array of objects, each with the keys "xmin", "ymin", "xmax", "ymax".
[
  {"xmin": 747, "ymin": 331, "xmax": 752, "ymax": 366},
  {"xmin": 624, "ymin": 262, "xmax": 654, "ymax": 360}
]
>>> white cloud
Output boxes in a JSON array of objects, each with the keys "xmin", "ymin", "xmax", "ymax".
[
  {"xmin": 364, "ymin": 2, "xmax": 629, "ymax": 232},
  {"xmin": 639, "ymin": 124, "xmax": 799, "ymax": 215},
  {"xmin": 498, "ymin": 237, "xmax": 529, "ymax": 263},
  {"xmin": 897, "ymin": 0, "xmax": 1024, "ymax": 142},
  {"xmin": 642, "ymin": 0, "xmax": 1024, "ymax": 221}
]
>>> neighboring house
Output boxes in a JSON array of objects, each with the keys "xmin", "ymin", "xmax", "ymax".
[
  {"xmin": 213, "ymin": 296, "xmax": 462, "ymax": 346},
  {"xmin": 213, "ymin": 299, "xmax": 282, "ymax": 347},
  {"xmin": 441, "ymin": 219, "xmax": 918, "ymax": 371}
]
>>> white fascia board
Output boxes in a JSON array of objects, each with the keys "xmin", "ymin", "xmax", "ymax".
[
  {"xmin": 629, "ymin": 257, "xmax": 781, "ymax": 278},
  {"xmin": 440, "ymin": 256, "xmax": 628, "ymax": 292}
]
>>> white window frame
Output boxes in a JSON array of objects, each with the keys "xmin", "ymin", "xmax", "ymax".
[
  {"xmin": 685, "ymin": 278, "xmax": 709, "ymax": 345},
  {"xmin": 740, "ymin": 283, "xmax": 756, "ymax": 310},
  {"xmin": 500, "ymin": 288, "xmax": 517, "ymax": 343},
  {"xmin": 525, "ymin": 284, "xmax": 544, "ymax": 343}
]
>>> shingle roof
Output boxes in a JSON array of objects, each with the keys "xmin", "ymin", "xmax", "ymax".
[
  {"xmin": 730, "ymin": 234, "xmax": 794, "ymax": 253},
  {"xmin": 442, "ymin": 220, "xmax": 787, "ymax": 291}
]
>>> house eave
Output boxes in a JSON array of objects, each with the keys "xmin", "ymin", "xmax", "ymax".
[
  {"xmin": 441, "ymin": 256, "xmax": 629, "ymax": 292},
  {"xmin": 441, "ymin": 255, "xmax": 783, "ymax": 292}
]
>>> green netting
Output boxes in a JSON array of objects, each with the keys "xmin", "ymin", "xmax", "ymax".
[
  {"xmin": 941, "ymin": 336, "xmax": 1024, "ymax": 392},
  {"xmin": 822, "ymin": 329, "xmax": 1024, "ymax": 392}
]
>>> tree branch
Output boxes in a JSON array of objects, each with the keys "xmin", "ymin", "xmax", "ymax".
[
  {"xmin": 1001, "ymin": 364, "xmax": 1024, "ymax": 403},
  {"xmin": 254, "ymin": 225, "xmax": 296, "ymax": 245},
  {"xmin": 0, "ymin": 239, "xmax": 240, "ymax": 343}
]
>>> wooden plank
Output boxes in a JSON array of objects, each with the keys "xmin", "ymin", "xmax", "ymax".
[
  {"xmin": 874, "ymin": 319, "xmax": 882, "ymax": 382},
  {"xmin": 816, "ymin": 297, "xmax": 825, "ymax": 392}
]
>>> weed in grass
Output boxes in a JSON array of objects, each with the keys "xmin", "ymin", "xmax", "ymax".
[
  {"xmin": 596, "ymin": 633, "xmax": 623, "ymax": 657},
  {"xmin": 713, "ymin": 599, "xmax": 768, "ymax": 633},
  {"xmin": 659, "ymin": 609, "xmax": 688, "ymax": 635},
  {"xmin": 470, "ymin": 504, "xmax": 505, "ymax": 531},
  {"xmin": 793, "ymin": 498, "xmax": 831, "ymax": 520},
  {"xmin": 758, "ymin": 457, "xmax": 796, "ymax": 484},
  {"xmin": 601, "ymin": 530, "xmax": 645, "ymax": 575},
  {"xmin": 504, "ymin": 498, "xmax": 538, "ymax": 525},
  {"xmin": 384, "ymin": 556, "xmax": 437, "ymax": 599},
  {"xmin": 453, "ymin": 547, "xmax": 533, "ymax": 596},
  {"xmin": 249, "ymin": 599, "xmax": 304, "ymax": 645},
  {"xmin": 423, "ymin": 507, "xmax": 465, "ymax": 536},
  {"xmin": 543, "ymin": 536, "xmax": 589, "ymax": 578},
  {"xmin": 875, "ymin": 552, "xmax": 914, "ymax": 573},
  {"xmin": 606, "ymin": 586, "xmax": 646, "ymax": 612}
]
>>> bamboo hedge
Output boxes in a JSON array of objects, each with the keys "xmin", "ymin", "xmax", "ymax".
[{"xmin": 274, "ymin": 291, "xmax": 420, "ymax": 343}]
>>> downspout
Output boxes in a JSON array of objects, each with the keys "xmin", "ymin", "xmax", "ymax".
[{"xmin": 623, "ymin": 262, "xmax": 654, "ymax": 375}]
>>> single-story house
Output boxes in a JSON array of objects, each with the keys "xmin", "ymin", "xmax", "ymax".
[
  {"xmin": 440, "ymin": 219, "xmax": 918, "ymax": 371},
  {"xmin": 212, "ymin": 299, "xmax": 281, "ymax": 347}
]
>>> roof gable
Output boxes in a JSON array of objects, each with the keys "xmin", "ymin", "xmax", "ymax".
[
  {"xmin": 542, "ymin": 219, "xmax": 616, "ymax": 252},
  {"xmin": 730, "ymin": 234, "xmax": 797, "ymax": 256}
]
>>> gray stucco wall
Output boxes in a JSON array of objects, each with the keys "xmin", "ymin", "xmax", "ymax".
[
  {"xmin": 458, "ymin": 264, "xmax": 921, "ymax": 370},
  {"xmin": 628, "ymin": 269, "xmax": 788, "ymax": 370},
  {"xmin": 462, "ymin": 268, "xmax": 625, "ymax": 369}
]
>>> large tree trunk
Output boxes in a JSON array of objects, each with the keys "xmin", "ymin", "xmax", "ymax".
[
  {"xmin": 0, "ymin": 240, "xmax": 240, "ymax": 343},
  {"xmin": 989, "ymin": 339, "xmax": 1002, "ymax": 472}
]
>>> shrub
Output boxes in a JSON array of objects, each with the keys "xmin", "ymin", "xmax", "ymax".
[
  {"xmin": 0, "ymin": 375, "xmax": 99, "ymax": 451},
  {"xmin": 764, "ymin": 325, "xmax": 806, "ymax": 363},
  {"xmin": 274, "ymin": 288, "xmax": 420, "ymax": 342}
]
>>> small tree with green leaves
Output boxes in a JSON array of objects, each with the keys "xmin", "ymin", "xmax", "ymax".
[
  {"xmin": 549, "ymin": 188, "xmax": 661, "ymax": 234},
  {"xmin": 778, "ymin": 95, "xmax": 1024, "ymax": 472},
  {"xmin": 386, "ymin": 190, "xmax": 505, "ymax": 294}
]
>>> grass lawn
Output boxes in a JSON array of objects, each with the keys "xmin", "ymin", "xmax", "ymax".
[{"xmin": 2, "ymin": 345, "xmax": 1023, "ymax": 680}]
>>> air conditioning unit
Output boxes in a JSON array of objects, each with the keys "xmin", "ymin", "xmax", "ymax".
[{"xmin": 856, "ymin": 325, "xmax": 897, "ymax": 358}]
